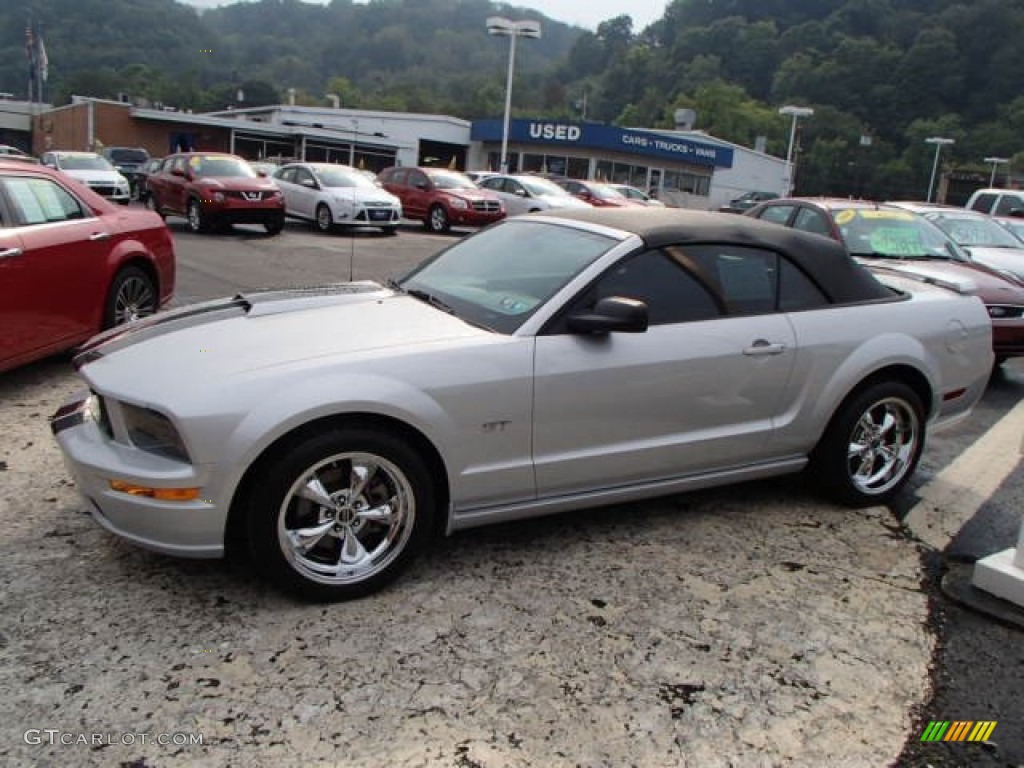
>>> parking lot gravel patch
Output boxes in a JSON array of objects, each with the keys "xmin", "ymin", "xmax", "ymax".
[{"xmin": 1, "ymin": 361, "xmax": 936, "ymax": 767}]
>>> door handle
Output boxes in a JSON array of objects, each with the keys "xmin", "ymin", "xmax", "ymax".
[
  {"xmin": 743, "ymin": 339, "xmax": 787, "ymax": 356},
  {"xmin": 89, "ymin": 232, "xmax": 112, "ymax": 241},
  {"xmin": 0, "ymin": 247, "xmax": 23, "ymax": 260}
]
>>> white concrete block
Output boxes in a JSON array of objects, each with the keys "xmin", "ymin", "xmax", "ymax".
[{"xmin": 973, "ymin": 548, "xmax": 1024, "ymax": 608}]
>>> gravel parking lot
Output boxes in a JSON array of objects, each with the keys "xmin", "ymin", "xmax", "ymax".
[
  {"xmin": 2, "ymin": 221, "xmax": 1018, "ymax": 767},
  {"xmin": 1, "ymin": 357, "xmax": 934, "ymax": 767}
]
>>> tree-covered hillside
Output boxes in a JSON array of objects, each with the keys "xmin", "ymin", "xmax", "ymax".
[{"xmin": 3, "ymin": 0, "xmax": 1023, "ymax": 198}]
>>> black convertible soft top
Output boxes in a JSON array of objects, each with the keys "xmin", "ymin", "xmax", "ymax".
[{"xmin": 533, "ymin": 207, "xmax": 894, "ymax": 304}]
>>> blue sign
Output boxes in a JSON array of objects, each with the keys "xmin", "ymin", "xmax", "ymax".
[{"xmin": 471, "ymin": 119, "xmax": 734, "ymax": 169}]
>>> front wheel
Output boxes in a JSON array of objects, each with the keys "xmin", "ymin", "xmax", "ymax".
[
  {"xmin": 809, "ymin": 381, "xmax": 924, "ymax": 507},
  {"xmin": 104, "ymin": 266, "xmax": 157, "ymax": 329},
  {"xmin": 314, "ymin": 203, "xmax": 332, "ymax": 233},
  {"xmin": 247, "ymin": 429, "xmax": 435, "ymax": 601},
  {"xmin": 186, "ymin": 198, "xmax": 207, "ymax": 232},
  {"xmin": 426, "ymin": 204, "xmax": 449, "ymax": 233},
  {"xmin": 264, "ymin": 215, "xmax": 285, "ymax": 235}
]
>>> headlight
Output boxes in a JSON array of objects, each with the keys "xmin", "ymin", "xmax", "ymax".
[
  {"xmin": 120, "ymin": 403, "xmax": 190, "ymax": 462},
  {"xmin": 85, "ymin": 394, "xmax": 113, "ymax": 438},
  {"xmin": 449, "ymin": 197, "xmax": 469, "ymax": 210},
  {"xmin": 213, "ymin": 191, "xmax": 226, "ymax": 203}
]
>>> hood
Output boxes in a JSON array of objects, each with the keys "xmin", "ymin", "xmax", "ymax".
[
  {"xmin": 77, "ymin": 282, "xmax": 490, "ymax": 399},
  {"xmin": 542, "ymin": 195, "xmax": 591, "ymax": 209},
  {"xmin": 445, "ymin": 188, "xmax": 500, "ymax": 203},
  {"xmin": 963, "ymin": 246, "xmax": 1024, "ymax": 282},
  {"xmin": 196, "ymin": 176, "xmax": 279, "ymax": 192},
  {"xmin": 861, "ymin": 258, "xmax": 1024, "ymax": 303},
  {"xmin": 327, "ymin": 186, "xmax": 401, "ymax": 205},
  {"xmin": 63, "ymin": 169, "xmax": 125, "ymax": 184}
]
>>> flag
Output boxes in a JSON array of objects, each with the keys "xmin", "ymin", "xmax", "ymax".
[{"xmin": 36, "ymin": 31, "xmax": 48, "ymax": 82}]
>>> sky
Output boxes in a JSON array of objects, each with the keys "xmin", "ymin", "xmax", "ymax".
[{"xmin": 182, "ymin": 0, "xmax": 670, "ymax": 32}]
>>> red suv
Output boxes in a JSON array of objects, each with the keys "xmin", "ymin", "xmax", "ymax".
[
  {"xmin": 148, "ymin": 153, "xmax": 285, "ymax": 235},
  {"xmin": 378, "ymin": 166, "xmax": 505, "ymax": 233}
]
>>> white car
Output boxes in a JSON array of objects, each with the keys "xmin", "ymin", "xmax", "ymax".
[
  {"xmin": 40, "ymin": 151, "xmax": 131, "ymax": 204},
  {"xmin": 478, "ymin": 174, "xmax": 592, "ymax": 216},
  {"xmin": 608, "ymin": 183, "xmax": 666, "ymax": 207},
  {"xmin": 274, "ymin": 162, "xmax": 402, "ymax": 234}
]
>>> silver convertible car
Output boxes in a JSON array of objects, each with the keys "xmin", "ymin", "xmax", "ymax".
[{"xmin": 51, "ymin": 209, "xmax": 993, "ymax": 600}]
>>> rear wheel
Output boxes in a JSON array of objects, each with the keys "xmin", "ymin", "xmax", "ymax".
[
  {"xmin": 247, "ymin": 429, "xmax": 435, "ymax": 601},
  {"xmin": 315, "ymin": 203, "xmax": 332, "ymax": 233},
  {"xmin": 427, "ymin": 204, "xmax": 449, "ymax": 233},
  {"xmin": 103, "ymin": 266, "xmax": 157, "ymax": 329},
  {"xmin": 809, "ymin": 381, "xmax": 924, "ymax": 507}
]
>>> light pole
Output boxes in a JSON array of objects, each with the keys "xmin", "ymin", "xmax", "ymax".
[
  {"xmin": 778, "ymin": 105, "xmax": 813, "ymax": 196},
  {"xmin": 925, "ymin": 137, "xmax": 954, "ymax": 203},
  {"xmin": 487, "ymin": 16, "xmax": 541, "ymax": 174},
  {"xmin": 984, "ymin": 156, "xmax": 1009, "ymax": 188}
]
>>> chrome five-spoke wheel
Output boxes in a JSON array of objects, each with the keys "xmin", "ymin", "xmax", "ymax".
[
  {"xmin": 104, "ymin": 266, "xmax": 157, "ymax": 329},
  {"xmin": 278, "ymin": 452, "xmax": 415, "ymax": 585},
  {"xmin": 846, "ymin": 397, "xmax": 919, "ymax": 497},
  {"xmin": 249, "ymin": 429, "xmax": 435, "ymax": 600},
  {"xmin": 810, "ymin": 380, "xmax": 924, "ymax": 506}
]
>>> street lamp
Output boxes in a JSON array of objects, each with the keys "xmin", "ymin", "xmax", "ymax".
[
  {"xmin": 984, "ymin": 156, "xmax": 1009, "ymax": 188},
  {"xmin": 925, "ymin": 137, "xmax": 954, "ymax": 203},
  {"xmin": 778, "ymin": 105, "xmax": 814, "ymax": 196},
  {"xmin": 487, "ymin": 16, "xmax": 541, "ymax": 174}
]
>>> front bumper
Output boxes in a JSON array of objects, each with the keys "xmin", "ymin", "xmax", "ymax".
[
  {"xmin": 449, "ymin": 208, "xmax": 505, "ymax": 226},
  {"xmin": 992, "ymin": 319, "xmax": 1024, "ymax": 358},
  {"xmin": 50, "ymin": 394, "xmax": 226, "ymax": 558}
]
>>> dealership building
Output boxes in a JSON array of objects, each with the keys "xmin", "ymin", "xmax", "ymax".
[{"xmin": 29, "ymin": 97, "xmax": 787, "ymax": 210}]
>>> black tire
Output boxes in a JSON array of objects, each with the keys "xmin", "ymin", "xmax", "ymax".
[
  {"xmin": 809, "ymin": 380, "xmax": 925, "ymax": 507},
  {"xmin": 314, "ymin": 204, "xmax": 332, "ymax": 233},
  {"xmin": 264, "ymin": 215, "xmax": 285, "ymax": 235},
  {"xmin": 426, "ymin": 204, "xmax": 450, "ymax": 233},
  {"xmin": 103, "ymin": 266, "xmax": 157, "ymax": 329},
  {"xmin": 186, "ymin": 198, "xmax": 208, "ymax": 233},
  {"xmin": 247, "ymin": 428, "xmax": 435, "ymax": 601}
]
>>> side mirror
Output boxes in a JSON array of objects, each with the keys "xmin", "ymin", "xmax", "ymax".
[
  {"xmin": 301, "ymin": 178, "xmax": 317, "ymax": 189},
  {"xmin": 256, "ymin": 169, "xmax": 268, "ymax": 178},
  {"xmin": 415, "ymin": 181, "xmax": 429, "ymax": 190},
  {"xmin": 567, "ymin": 297, "xmax": 649, "ymax": 334},
  {"xmin": 514, "ymin": 188, "xmax": 528, "ymax": 197}
]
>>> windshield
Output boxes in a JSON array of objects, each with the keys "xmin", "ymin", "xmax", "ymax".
[
  {"xmin": 399, "ymin": 219, "xmax": 618, "ymax": 334},
  {"xmin": 426, "ymin": 170, "xmax": 477, "ymax": 190},
  {"xmin": 108, "ymin": 149, "xmax": 148, "ymax": 164},
  {"xmin": 58, "ymin": 154, "xmax": 114, "ymax": 171},
  {"xmin": 997, "ymin": 218, "xmax": 1024, "ymax": 242},
  {"xmin": 315, "ymin": 166, "xmax": 379, "ymax": 190},
  {"xmin": 929, "ymin": 213, "xmax": 1024, "ymax": 248},
  {"xmin": 834, "ymin": 208, "xmax": 964, "ymax": 260},
  {"xmin": 190, "ymin": 156, "xmax": 256, "ymax": 178}
]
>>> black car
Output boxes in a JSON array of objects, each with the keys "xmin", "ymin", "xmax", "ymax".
[
  {"xmin": 101, "ymin": 147, "xmax": 152, "ymax": 200},
  {"xmin": 719, "ymin": 190, "xmax": 779, "ymax": 213},
  {"xmin": 135, "ymin": 157, "xmax": 165, "ymax": 207}
]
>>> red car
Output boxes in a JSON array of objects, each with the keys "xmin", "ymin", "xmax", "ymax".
[
  {"xmin": 378, "ymin": 166, "xmax": 505, "ymax": 233},
  {"xmin": 556, "ymin": 179, "xmax": 646, "ymax": 208},
  {"xmin": 745, "ymin": 197, "xmax": 1024, "ymax": 364},
  {"xmin": 148, "ymin": 152, "xmax": 285, "ymax": 235},
  {"xmin": 0, "ymin": 160, "xmax": 175, "ymax": 373}
]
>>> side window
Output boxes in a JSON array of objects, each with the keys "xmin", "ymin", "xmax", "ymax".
[
  {"xmin": 294, "ymin": 168, "xmax": 313, "ymax": 186},
  {"xmin": 277, "ymin": 167, "xmax": 296, "ymax": 184},
  {"xmin": 408, "ymin": 170, "xmax": 428, "ymax": 188},
  {"xmin": 567, "ymin": 248, "xmax": 722, "ymax": 327},
  {"xmin": 968, "ymin": 193, "xmax": 996, "ymax": 214},
  {"xmin": 2, "ymin": 177, "xmax": 87, "ymax": 225},
  {"xmin": 994, "ymin": 194, "xmax": 1024, "ymax": 216},
  {"xmin": 754, "ymin": 204, "xmax": 795, "ymax": 225},
  {"xmin": 778, "ymin": 258, "xmax": 829, "ymax": 311},
  {"xmin": 684, "ymin": 245, "xmax": 778, "ymax": 315},
  {"xmin": 792, "ymin": 207, "xmax": 832, "ymax": 237}
]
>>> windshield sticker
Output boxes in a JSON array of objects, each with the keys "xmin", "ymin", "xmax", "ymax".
[
  {"xmin": 189, "ymin": 157, "xmax": 203, "ymax": 168},
  {"xmin": 835, "ymin": 210, "xmax": 856, "ymax": 225},
  {"xmin": 859, "ymin": 210, "xmax": 915, "ymax": 221},
  {"xmin": 868, "ymin": 227, "xmax": 923, "ymax": 255}
]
